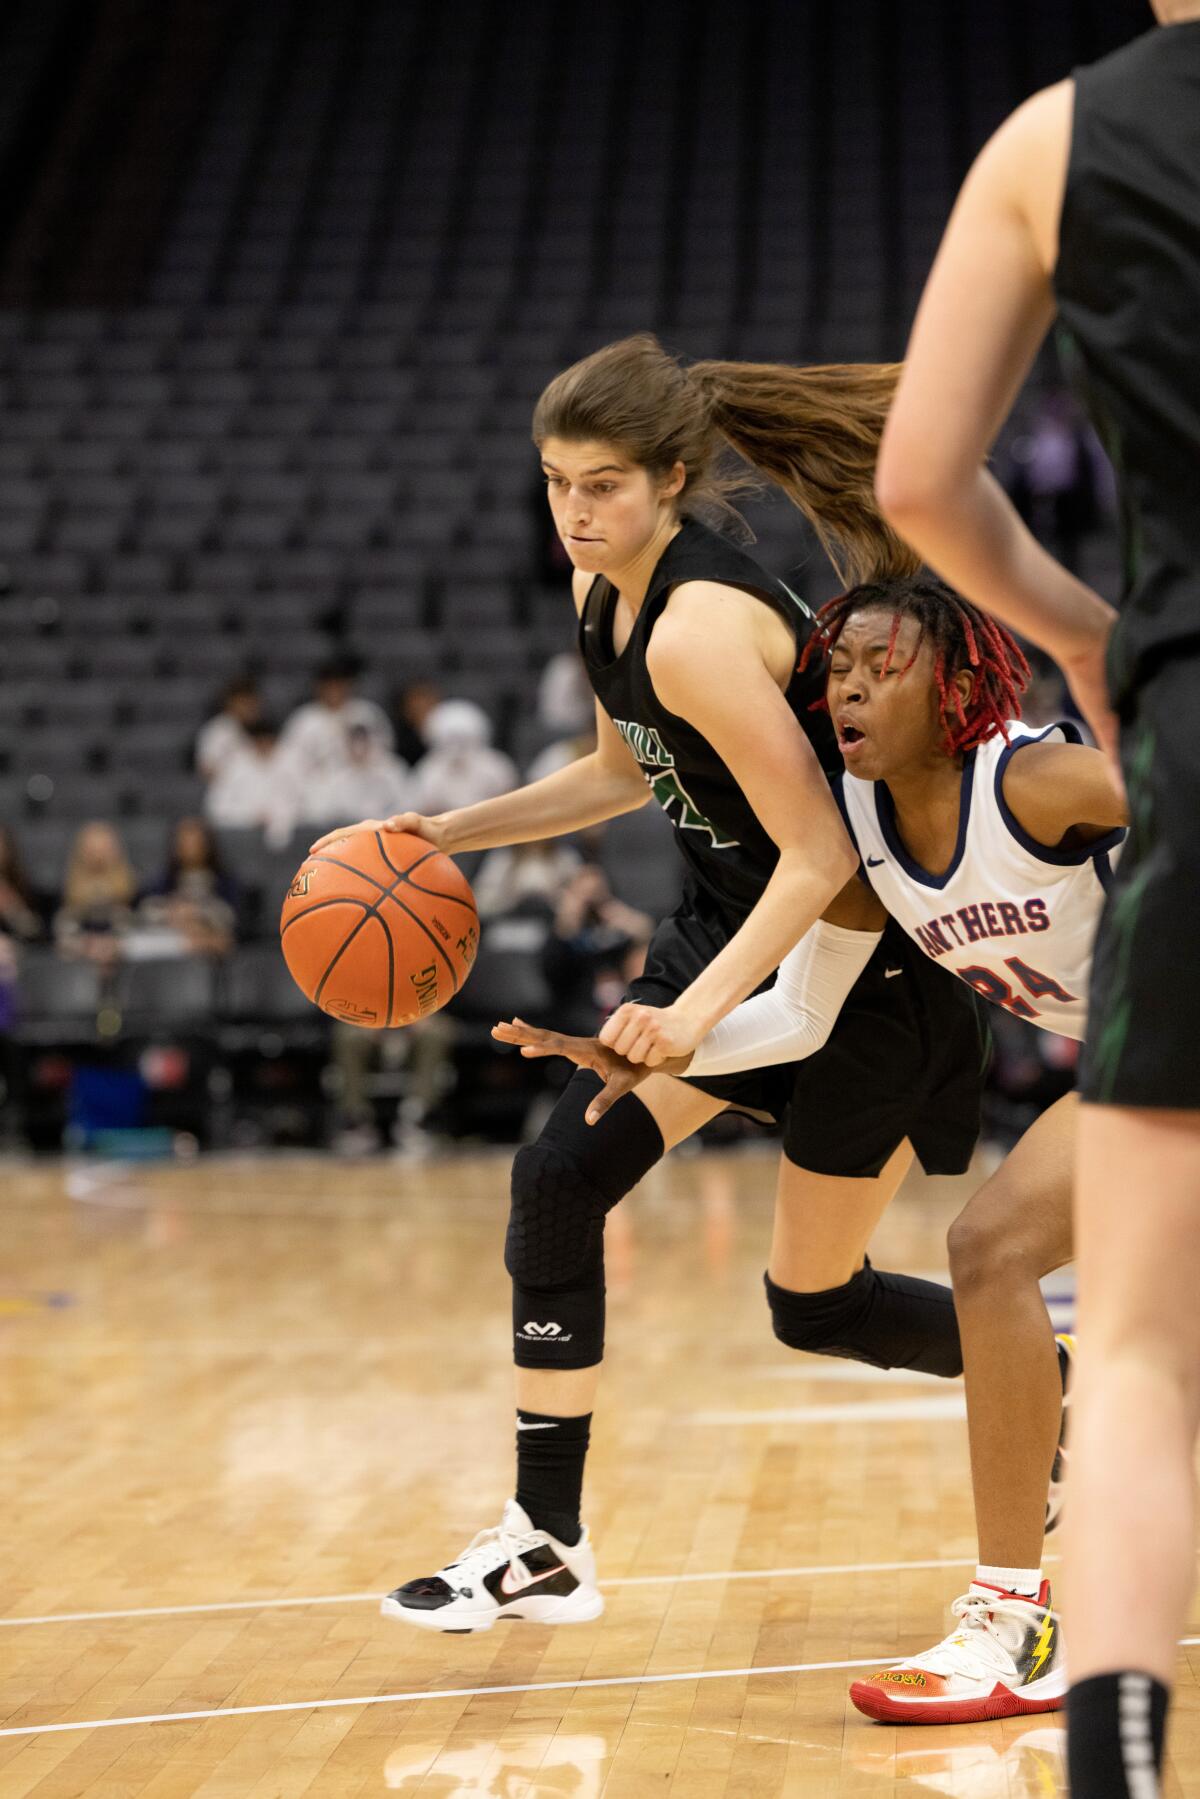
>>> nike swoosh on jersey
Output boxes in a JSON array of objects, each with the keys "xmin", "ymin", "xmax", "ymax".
[
  {"xmin": 884, "ymin": 968, "xmax": 903, "ymax": 978},
  {"xmin": 500, "ymin": 1560, "xmax": 567, "ymax": 1596},
  {"xmin": 866, "ymin": 856, "xmax": 885, "ymax": 867}
]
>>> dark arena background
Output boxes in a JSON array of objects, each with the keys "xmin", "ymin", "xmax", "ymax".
[{"xmin": 0, "ymin": 3, "xmax": 1173, "ymax": 1796}]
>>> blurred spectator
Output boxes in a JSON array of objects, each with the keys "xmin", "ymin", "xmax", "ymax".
[
  {"xmin": 474, "ymin": 840, "xmax": 583, "ymax": 921},
  {"xmin": 1007, "ymin": 389, "xmax": 1097, "ymax": 574},
  {"xmin": 204, "ymin": 717, "xmax": 304, "ymax": 848},
  {"xmin": 278, "ymin": 656, "xmax": 394, "ymax": 820},
  {"xmin": 136, "ymin": 818, "xmax": 239, "ymax": 959},
  {"xmin": 537, "ymin": 650, "xmax": 593, "ymax": 736},
  {"xmin": 542, "ymin": 863, "xmax": 654, "ymax": 1033},
  {"xmin": 392, "ymin": 679, "xmax": 443, "ymax": 766},
  {"xmin": 408, "ymin": 700, "xmax": 518, "ymax": 815},
  {"xmin": 525, "ymin": 728, "xmax": 598, "ymax": 784},
  {"xmin": 308, "ymin": 723, "xmax": 411, "ymax": 828},
  {"xmin": 55, "ymin": 822, "xmax": 136, "ymax": 965},
  {"xmin": 195, "ymin": 676, "xmax": 263, "ymax": 781},
  {"xmin": 0, "ymin": 824, "xmax": 45, "ymax": 941}
]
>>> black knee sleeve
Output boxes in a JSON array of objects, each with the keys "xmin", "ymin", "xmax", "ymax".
[
  {"xmin": 507, "ymin": 1068, "xmax": 665, "ymax": 1369},
  {"xmin": 765, "ymin": 1260, "xmax": 963, "ymax": 1378}
]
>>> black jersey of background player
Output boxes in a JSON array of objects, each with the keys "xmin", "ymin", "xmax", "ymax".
[
  {"xmin": 1055, "ymin": 24, "xmax": 1200, "ymax": 704},
  {"xmin": 579, "ymin": 517, "xmax": 837, "ymax": 918}
]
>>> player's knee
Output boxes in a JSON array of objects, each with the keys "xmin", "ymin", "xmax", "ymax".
[
  {"xmin": 764, "ymin": 1266, "xmax": 889, "ymax": 1368},
  {"xmin": 505, "ymin": 1141, "xmax": 607, "ymax": 1290},
  {"xmin": 946, "ymin": 1202, "xmax": 1034, "ymax": 1301}
]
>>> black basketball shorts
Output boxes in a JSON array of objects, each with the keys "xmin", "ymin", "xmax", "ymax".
[
  {"xmin": 1081, "ymin": 647, "xmax": 1200, "ymax": 1109},
  {"xmin": 628, "ymin": 880, "xmax": 988, "ymax": 1179}
]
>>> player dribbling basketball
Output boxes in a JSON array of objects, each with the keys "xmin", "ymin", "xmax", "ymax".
[{"xmin": 314, "ymin": 335, "xmax": 993, "ymax": 1635}]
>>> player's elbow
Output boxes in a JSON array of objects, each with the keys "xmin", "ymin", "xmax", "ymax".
[
  {"xmin": 875, "ymin": 431, "xmax": 963, "ymax": 537},
  {"xmin": 875, "ymin": 456, "xmax": 939, "ymax": 534}
]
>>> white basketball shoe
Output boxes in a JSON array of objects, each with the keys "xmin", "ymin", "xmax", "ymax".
[{"xmin": 381, "ymin": 1498, "xmax": 605, "ymax": 1633}]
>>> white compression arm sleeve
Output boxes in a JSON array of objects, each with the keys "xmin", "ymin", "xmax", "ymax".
[{"xmin": 686, "ymin": 920, "xmax": 884, "ymax": 1079}]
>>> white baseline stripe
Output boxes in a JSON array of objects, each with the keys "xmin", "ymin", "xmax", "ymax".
[
  {"xmin": 0, "ymin": 1553, "xmax": 1021, "ymax": 1628},
  {"xmin": 694, "ymin": 1397, "xmax": 968, "ymax": 1426},
  {"xmin": 1, "ymin": 1616, "xmax": 1189, "ymax": 1743},
  {"xmin": 0, "ymin": 1654, "xmax": 897, "ymax": 1740}
]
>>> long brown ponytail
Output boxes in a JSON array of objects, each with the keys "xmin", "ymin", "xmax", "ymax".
[{"xmin": 532, "ymin": 334, "xmax": 918, "ymax": 587}]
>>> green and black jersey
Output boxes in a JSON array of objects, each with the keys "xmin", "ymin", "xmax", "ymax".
[
  {"xmin": 1056, "ymin": 22, "xmax": 1200, "ymax": 703},
  {"xmin": 579, "ymin": 517, "xmax": 837, "ymax": 919}
]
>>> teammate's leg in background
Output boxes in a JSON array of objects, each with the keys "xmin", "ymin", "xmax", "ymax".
[
  {"xmin": 383, "ymin": 1069, "xmax": 726, "ymax": 1631},
  {"xmin": 766, "ymin": 1139, "xmax": 964, "ymax": 1377},
  {"xmin": 1066, "ymin": 1106, "xmax": 1200, "ymax": 1798}
]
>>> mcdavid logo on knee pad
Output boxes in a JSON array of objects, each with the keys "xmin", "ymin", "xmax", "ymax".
[{"xmin": 518, "ymin": 1320, "xmax": 573, "ymax": 1342}]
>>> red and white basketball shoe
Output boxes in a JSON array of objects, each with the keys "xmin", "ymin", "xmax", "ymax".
[{"xmin": 849, "ymin": 1580, "xmax": 1065, "ymax": 1725}]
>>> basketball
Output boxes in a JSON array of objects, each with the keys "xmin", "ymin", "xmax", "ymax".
[{"xmin": 279, "ymin": 829, "xmax": 479, "ymax": 1029}]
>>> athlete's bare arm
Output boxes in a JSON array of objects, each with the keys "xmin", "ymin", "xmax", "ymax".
[
  {"xmin": 1000, "ymin": 739, "xmax": 1129, "ymax": 846},
  {"xmin": 310, "ymin": 571, "xmax": 649, "ymax": 855},
  {"xmin": 822, "ymin": 871, "xmax": 889, "ymax": 931},
  {"xmin": 876, "ymin": 81, "xmax": 1119, "ymax": 767},
  {"xmin": 599, "ymin": 580, "xmax": 858, "ymax": 1064}
]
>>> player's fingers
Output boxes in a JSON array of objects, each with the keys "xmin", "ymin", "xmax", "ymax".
[
  {"xmin": 597, "ymin": 1004, "xmax": 636, "ymax": 1049},
  {"xmin": 607, "ymin": 1018, "xmax": 644, "ymax": 1059},
  {"xmin": 308, "ymin": 818, "xmax": 378, "ymax": 854},
  {"xmin": 492, "ymin": 1017, "xmax": 540, "ymax": 1044},
  {"xmin": 586, "ymin": 1074, "xmax": 633, "ymax": 1125}
]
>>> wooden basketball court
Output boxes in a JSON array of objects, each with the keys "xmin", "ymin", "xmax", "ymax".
[{"xmin": 1, "ymin": 1144, "xmax": 1195, "ymax": 1796}]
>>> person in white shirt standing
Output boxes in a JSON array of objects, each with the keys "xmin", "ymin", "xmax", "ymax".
[
  {"xmin": 306, "ymin": 723, "xmax": 411, "ymax": 832},
  {"xmin": 195, "ymin": 676, "xmax": 263, "ymax": 782},
  {"xmin": 278, "ymin": 657, "xmax": 394, "ymax": 823},
  {"xmin": 407, "ymin": 699, "xmax": 518, "ymax": 817},
  {"xmin": 203, "ymin": 718, "xmax": 304, "ymax": 849}
]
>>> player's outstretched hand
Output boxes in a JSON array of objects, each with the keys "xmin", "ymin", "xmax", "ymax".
[
  {"xmin": 598, "ymin": 999, "xmax": 703, "ymax": 1067},
  {"xmin": 492, "ymin": 1018, "xmax": 649, "ymax": 1125},
  {"xmin": 309, "ymin": 812, "xmax": 448, "ymax": 856}
]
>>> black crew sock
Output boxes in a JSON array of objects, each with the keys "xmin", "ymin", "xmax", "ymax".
[
  {"xmin": 1069, "ymin": 1671, "xmax": 1169, "ymax": 1799},
  {"xmin": 514, "ymin": 1409, "xmax": 591, "ymax": 1547}
]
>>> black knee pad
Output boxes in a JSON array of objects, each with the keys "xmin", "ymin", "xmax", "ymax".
[
  {"xmin": 506, "ymin": 1139, "xmax": 608, "ymax": 1291},
  {"xmin": 507, "ymin": 1069, "xmax": 664, "ymax": 1370},
  {"xmin": 765, "ymin": 1261, "xmax": 963, "ymax": 1377}
]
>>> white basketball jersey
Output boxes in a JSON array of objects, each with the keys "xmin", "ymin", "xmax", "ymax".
[{"xmin": 837, "ymin": 722, "xmax": 1124, "ymax": 1041}]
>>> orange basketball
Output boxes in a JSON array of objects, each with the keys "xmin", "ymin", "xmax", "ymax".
[{"xmin": 279, "ymin": 829, "xmax": 479, "ymax": 1029}]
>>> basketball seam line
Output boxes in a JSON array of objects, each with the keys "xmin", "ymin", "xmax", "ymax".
[
  {"xmin": 371, "ymin": 831, "xmax": 464, "ymax": 996},
  {"xmin": 303, "ymin": 863, "xmax": 425, "ymax": 1021},
  {"xmin": 313, "ymin": 908, "xmax": 386, "ymax": 1019},
  {"xmin": 381, "ymin": 882, "xmax": 461, "ymax": 997},
  {"xmin": 279, "ymin": 897, "xmax": 374, "ymax": 939},
  {"xmin": 295, "ymin": 847, "xmax": 460, "ymax": 1015},
  {"xmin": 375, "ymin": 838, "xmax": 479, "ymax": 917}
]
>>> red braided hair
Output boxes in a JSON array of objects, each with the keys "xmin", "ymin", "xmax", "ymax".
[{"xmin": 799, "ymin": 576, "xmax": 1032, "ymax": 756}]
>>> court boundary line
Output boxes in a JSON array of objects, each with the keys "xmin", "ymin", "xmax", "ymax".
[
  {"xmin": 0, "ymin": 1553, "xmax": 1047, "ymax": 1628},
  {"xmin": 2, "ymin": 1622, "xmax": 1194, "ymax": 1743},
  {"xmin": 0, "ymin": 1654, "xmax": 910, "ymax": 1739}
]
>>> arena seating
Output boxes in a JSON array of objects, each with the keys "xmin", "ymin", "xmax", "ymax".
[{"xmin": 0, "ymin": 0, "xmax": 1138, "ymax": 1143}]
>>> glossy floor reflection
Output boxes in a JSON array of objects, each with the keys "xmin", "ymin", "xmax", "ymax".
[{"xmin": 0, "ymin": 1147, "xmax": 1185, "ymax": 1794}]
